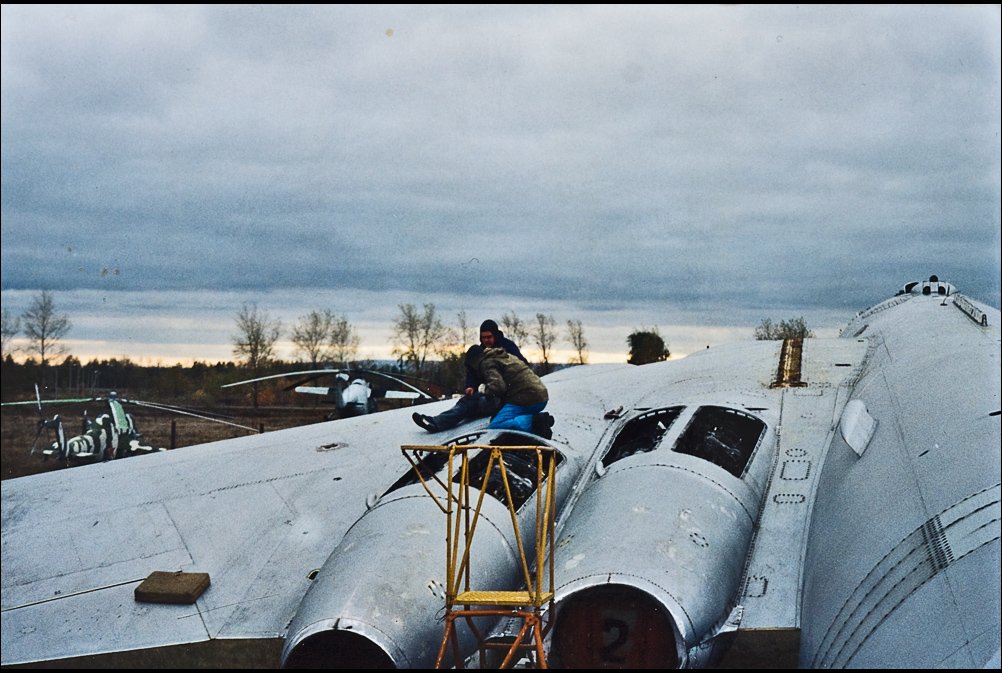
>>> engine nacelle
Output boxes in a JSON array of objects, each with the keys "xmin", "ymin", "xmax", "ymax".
[
  {"xmin": 548, "ymin": 405, "xmax": 773, "ymax": 668},
  {"xmin": 283, "ymin": 433, "xmax": 576, "ymax": 669}
]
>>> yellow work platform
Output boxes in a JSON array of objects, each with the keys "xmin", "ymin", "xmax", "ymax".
[{"xmin": 401, "ymin": 443, "xmax": 558, "ymax": 669}]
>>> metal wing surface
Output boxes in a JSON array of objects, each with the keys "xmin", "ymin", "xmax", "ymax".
[
  {"xmin": 1, "ymin": 363, "xmax": 640, "ymax": 667},
  {"xmin": 1, "ymin": 409, "xmax": 446, "ymax": 666}
]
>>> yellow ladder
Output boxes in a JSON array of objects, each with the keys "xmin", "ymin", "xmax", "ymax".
[{"xmin": 400, "ymin": 443, "xmax": 557, "ymax": 669}]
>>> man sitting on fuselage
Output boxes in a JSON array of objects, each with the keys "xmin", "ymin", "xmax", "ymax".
[{"xmin": 412, "ymin": 319, "xmax": 528, "ymax": 433}]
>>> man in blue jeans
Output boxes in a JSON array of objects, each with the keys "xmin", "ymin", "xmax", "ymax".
[
  {"xmin": 412, "ymin": 319, "xmax": 530, "ymax": 434},
  {"xmin": 464, "ymin": 344, "xmax": 553, "ymax": 439}
]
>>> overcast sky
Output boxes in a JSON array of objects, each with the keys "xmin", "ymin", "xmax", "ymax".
[{"xmin": 2, "ymin": 5, "xmax": 1000, "ymax": 366}]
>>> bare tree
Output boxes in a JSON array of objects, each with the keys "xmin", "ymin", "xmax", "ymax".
[
  {"xmin": 532, "ymin": 313, "xmax": 558, "ymax": 374},
  {"xmin": 22, "ymin": 291, "xmax": 71, "ymax": 366},
  {"xmin": 232, "ymin": 302, "xmax": 282, "ymax": 408},
  {"xmin": 437, "ymin": 310, "xmax": 473, "ymax": 392},
  {"xmin": 455, "ymin": 310, "xmax": 472, "ymax": 348},
  {"xmin": 754, "ymin": 316, "xmax": 814, "ymax": 340},
  {"xmin": 438, "ymin": 310, "xmax": 471, "ymax": 359},
  {"xmin": 501, "ymin": 311, "xmax": 529, "ymax": 346},
  {"xmin": 291, "ymin": 309, "xmax": 335, "ymax": 367},
  {"xmin": 329, "ymin": 314, "xmax": 360, "ymax": 368},
  {"xmin": 566, "ymin": 318, "xmax": 588, "ymax": 364},
  {"xmin": 391, "ymin": 303, "xmax": 447, "ymax": 378},
  {"xmin": 1, "ymin": 307, "xmax": 21, "ymax": 361}
]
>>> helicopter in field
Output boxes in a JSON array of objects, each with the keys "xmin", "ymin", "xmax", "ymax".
[
  {"xmin": 1, "ymin": 386, "xmax": 258, "ymax": 463},
  {"xmin": 222, "ymin": 367, "xmax": 446, "ymax": 419}
]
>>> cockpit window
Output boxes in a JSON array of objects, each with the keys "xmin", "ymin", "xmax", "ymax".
[
  {"xmin": 382, "ymin": 432, "xmax": 483, "ymax": 496},
  {"xmin": 456, "ymin": 432, "xmax": 561, "ymax": 510},
  {"xmin": 602, "ymin": 407, "xmax": 684, "ymax": 468},
  {"xmin": 673, "ymin": 406, "xmax": 765, "ymax": 477}
]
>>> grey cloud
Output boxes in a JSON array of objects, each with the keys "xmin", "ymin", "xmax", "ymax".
[{"xmin": 2, "ymin": 5, "xmax": 999, "ymax": 361}]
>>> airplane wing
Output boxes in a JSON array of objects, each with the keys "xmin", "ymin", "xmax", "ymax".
[
  {"xmin": 1, "ymin": 402, "xmax": 462, "ymax": 667},
  {"xmin": 1, "ymin": 360, "xmax": 642, "ymax": 668},
  {"xmin": 2, "ymin": 277, "xmax": 998, "ymax": 669}
]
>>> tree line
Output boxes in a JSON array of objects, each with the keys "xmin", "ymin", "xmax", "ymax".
[
  {"xmin": 2, "ymin": 291, "xmax": 814, "ymax": 402},
  {"xmin": 232, "ymin": 303, "xmax": 592, "ymax": 401},
  {"xmin": 1, "ymin": 294, "xmax": 599, "ymax": 402}
]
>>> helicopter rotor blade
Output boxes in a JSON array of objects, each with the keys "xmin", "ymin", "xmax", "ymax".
[
  {"xmin": 221, "ymin": 368, "xmax": 438, "ymax": 400},
  {"xmin": 125, "ymin": 400, "xmax": 260, "ymax": 433},
  {"xmin": 221, "ymin": 369, "xmax": 345, "ymax": 389},
  {"xmin": 1, "ymin": 397, "xmax": 98, "ymax": 408},
  {"xmin": 29, "ymin": 414, "xmax": 57, "ymax": 456},
  {"xmin": 29, "ymin": 422, "xmax": 47, "ymax": 455}
]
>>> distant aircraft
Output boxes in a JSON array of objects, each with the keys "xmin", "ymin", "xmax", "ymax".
[
  {"xmin": 1, "ymin": 276, "xmax": 998, "ymax": 669},
  {"xmin": 0, "ymin": 388, "xmax": 258, "ymax": 463},
  {"xmin": 222, "ymin": 368, "xmax": 441, "ymax": 419}
]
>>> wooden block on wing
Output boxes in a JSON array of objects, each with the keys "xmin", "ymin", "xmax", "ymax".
[{"xmin": 135, "ymin": 571, "xmax": 210, "ymax": 604}]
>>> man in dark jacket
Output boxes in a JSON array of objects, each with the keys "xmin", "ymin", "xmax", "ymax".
[
  {"xmin": 412, "ymin": 320, "xmax": 529, "ymax": 433},
  {"xmin": 465, "ymin": 344, "xmax": 553, "ymax": 437}
]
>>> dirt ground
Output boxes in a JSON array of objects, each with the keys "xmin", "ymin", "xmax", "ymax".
[{"xmin": 1, "ymin": 404, "xmax": 332, "ymax": 481}]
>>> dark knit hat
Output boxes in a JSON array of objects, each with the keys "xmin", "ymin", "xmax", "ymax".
[
  {"xmin": 479, "ymin": 319, "xmax": 499, "ymax": 334},
  {"xmin": 465, "ymin": 344, "xmax": 485, "ymax": 366}
]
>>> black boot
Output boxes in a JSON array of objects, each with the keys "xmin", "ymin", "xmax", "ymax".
[
  {"xmin": 412, "ymin": 413, "xmax": 438, "ymax": 432},
  {"xmin": 531, "ymin": 412, "xmax": 554, "ymax": 439}
]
